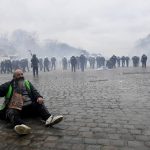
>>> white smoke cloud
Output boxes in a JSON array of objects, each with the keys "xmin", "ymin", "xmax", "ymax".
[{"xmin": 0, "ymin": 0, "xmax": 150, "ymax": 57}]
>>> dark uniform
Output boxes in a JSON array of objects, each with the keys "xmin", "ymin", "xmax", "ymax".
[
  {"xmin": 5, "ymin": 59, "xmax": 12, "ymax": 74},
  {"xmin": 51, "ymin": 57, "xmax": 56, "ymax": 70},
  {"xmin": 31, "ymin": 54, "xmax": 39, "ymax": 77},
  {"xmin": 39, "ymin": 58, "xmax": 43, "ymax": 71},
  {"xmin": 1, "ymin": 61, "xmax": 6, "ymax": 74},
  {"xmin": 100, "ymin": 57, "xmax": 105, "ymax": 67},
  {"xmin": 44, "ymin": 57, "xmax": 50, "ymax": 72},
  {"xmin": 12, "ymin": 60, "xmax": 20, "ymax": 71},
  {"xmin": 70, "ymin": 56, "xmax": 77, "ymax": 72},
  {"xmin": 76, "ymin": 56, "xmax": 80, "ymax": 70},
  {"xmin": 117, "ymin": 57, "xmax": 121, "ymax": 67},
  {"xmin": 62, "ymin": 57, "xmax": 68, "ymax": 70},
  {"xmin": 141, "ymin": 54, "xmax": 147, "ymax": 68},
  {"xmin": 89, "ymin": 56, "xmax": 95, "ymax": 69},
  {"xmin": 96, "ymin": 56, "xmax": 101, "ymax": 68},
  {"xmin": 125, "ymin": 57, "xmax": 130, "ymax": 67},
  {"xmin": 110, "ymin": 55, "xmax": 117, "ymax": 68},
  {"xmin": 132, "ymin": 56, "xmax": 140, "ymax": 67},
  {"xmin": 84, "ymin": 57, "xmax": 87, "ymax": 69},
  {"xmin": 79, "ymin": 54, "xmax": 86, "ymax": 72},
  {"xmin": 106, "ymin": 60, "xmax": 113, "ymax": 69},
  {"xmin": 20, "ymin": 59, "xmax": 29, "ymax": 72},
  {"xmin": 121, "ymin": 56, "xmax": 126, "ymax": 67}
]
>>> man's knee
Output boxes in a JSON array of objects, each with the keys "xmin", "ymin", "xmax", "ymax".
[{"xmin": 33, "ymin": 103, "xmax": 47, "ymax": 110}]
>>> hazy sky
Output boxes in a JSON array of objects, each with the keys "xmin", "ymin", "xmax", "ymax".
[{"xmin": 0, "ymin": 0, "xmax": 150, "ymax": 56}]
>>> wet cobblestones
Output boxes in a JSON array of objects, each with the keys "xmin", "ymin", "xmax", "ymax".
[{"xmin": 0, "ymin": 67, "xmax": 150, "ymax": 150}]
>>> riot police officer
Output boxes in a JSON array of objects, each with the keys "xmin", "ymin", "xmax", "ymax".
[
  {"xmin": 141, "ymin": 54, "xmax": 147, "ymax": 68},
  {"xmin": 31, "ymin": 54, "xmax": 39, "ymax": 77}
]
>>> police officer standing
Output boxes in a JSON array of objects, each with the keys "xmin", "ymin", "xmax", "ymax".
[
  {"xmin": 79, "ymin": 54, "xmax": 86, "ymax": 72},
  {"xmin": 44, "ymin": 57, "xmax": 50, "ymax": 72},
  {"xmin": 121, "ymin": 56, "xmax": 126, "ymax": 67},
  {"xmin": 141, "ymin": 54, "xmax": 147, "ymax": 68},
  {"xmin": 125, "ymin": 56, "xmax": 130, "ymax": 67},
  {"xmin": 70, "ymin": 56, "xmax": 77, "ymax": 72},
  {"xmin": 1, "ymin": 60, "xmax": 6, "ymax": 74},
  {"xmin": 51, "ymin": 57, "xmax": 56, "ymax": 70},
  {"xmin": 39, "ymin": 58, "xmax": 43, "ymax": 71},
  {"xmin": 62, "ymin": 57, "xmax": 68, "ymax": 70},
  {"xmin": 117, "ymin": 57, "xmax": 121, "ymax": 67},
  {"xmin": 31, "ymin": 54, "xmax": 39, "ymax": 77}
]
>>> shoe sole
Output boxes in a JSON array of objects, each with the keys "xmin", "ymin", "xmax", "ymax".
[
  {"xmin": 15, "ymin": 126, "xmax": 31, "ymax": 135},
  {"xmin": 46, "ymin": 116, "xmax": 63, "ymax": 126}
]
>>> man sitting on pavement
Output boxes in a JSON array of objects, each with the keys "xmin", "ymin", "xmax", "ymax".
[{"xmin": 0, "ymin": 69, "xmax": 63, "ymax": 135}]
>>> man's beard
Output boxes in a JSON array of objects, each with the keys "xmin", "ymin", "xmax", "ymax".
[
  {"xmin": 15, "ymin": 77, "xmax": 24, "ymax": 82},
  {"xmin": 15, "ymin": 77, "xmax": 25, "ymax": 89}
]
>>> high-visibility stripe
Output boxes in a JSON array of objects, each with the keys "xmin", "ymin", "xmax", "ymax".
[
  {"xmin": 5, "ymin": 84, "xmax": 12, "ymax": 99},
  {"xmin": 24, "ymin": 80, "xmax": 30, "ymax": 90}
]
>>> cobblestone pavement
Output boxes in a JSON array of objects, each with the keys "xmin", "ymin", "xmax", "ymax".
[{"xmin": 0, "ymin": 67, "xmax": 150, "ymax": 150}]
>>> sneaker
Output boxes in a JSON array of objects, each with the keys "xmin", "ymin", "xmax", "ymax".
[
  {"xmin": 45, "ymin": 115, "xmax": 63, "ymax": 126},
  {"xmin": 14, "ymin": 124, "xmax": 31, "ymax": 135}
]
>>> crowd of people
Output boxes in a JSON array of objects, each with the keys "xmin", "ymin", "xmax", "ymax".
[{"xmin": 0, "ymin": 54, "xmax": 148, "ymax": 76}]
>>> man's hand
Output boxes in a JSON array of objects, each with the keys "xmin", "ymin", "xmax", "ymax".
[{"xmin": 37, "ymin": 97, "xmax": 44, "ymax": 104}]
